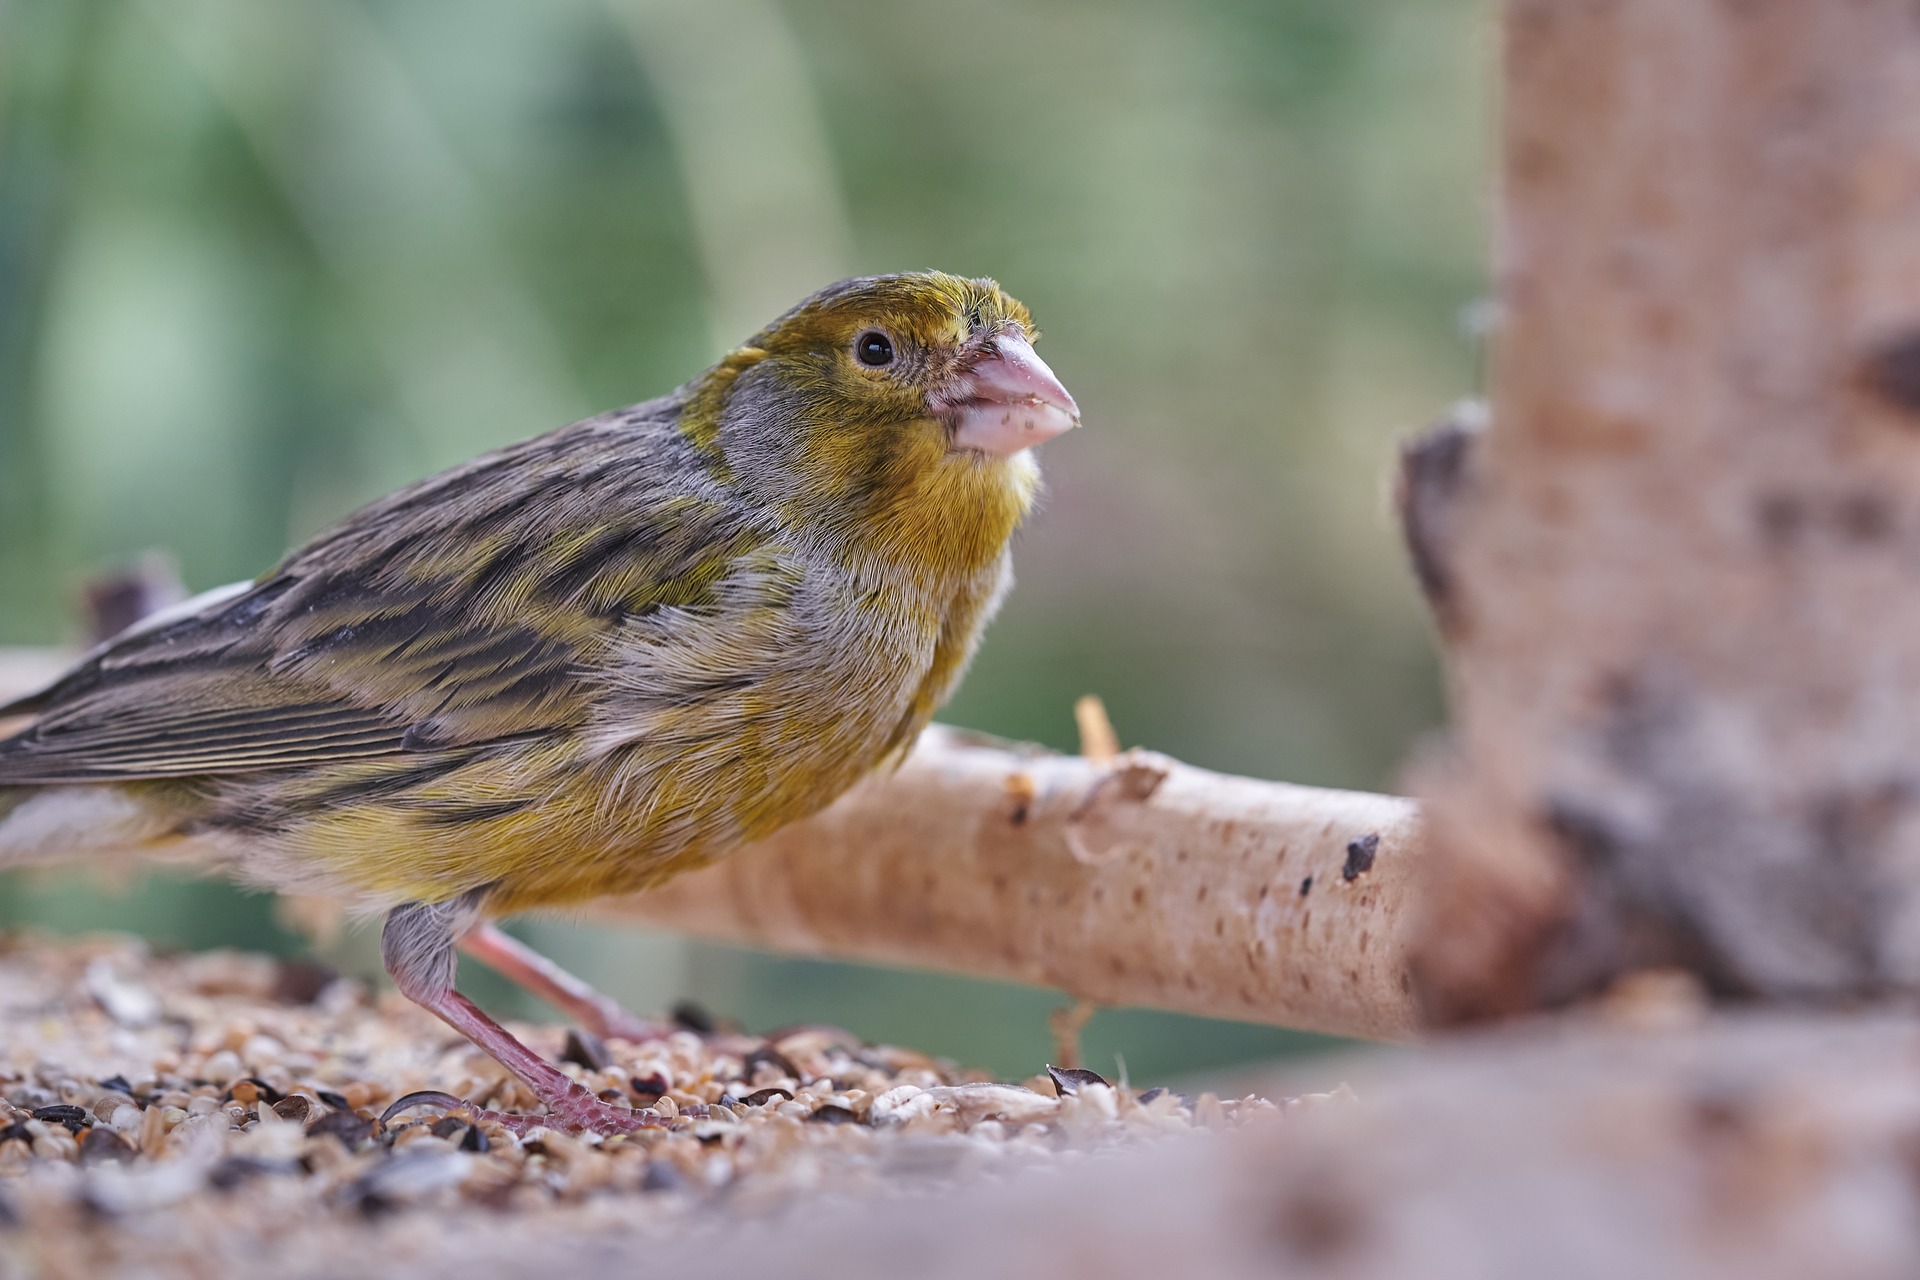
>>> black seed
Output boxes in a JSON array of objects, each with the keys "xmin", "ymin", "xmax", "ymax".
[
  {"xmin": 562, "ymin": 1028, "xmax": 612, "ymax": 1071},
  {"xmin": 808, "ymin": 1104, "xmax": 862, "ymax": 1125},
  {"xmin": 743, "ymin": 1045, "xmax": 803, "ymax": 1084},
  {"xmin": 1299, "ymin": 875, "xmax": 1314, "ymax": 897},
  {"xmin": 315, "ymin": 1090, "xmax": 352, "ymax": 1111},
  {"xmin": 740, "ymin": 1088, "xmax": 794, "ymax": 1108},
  {"xmin": 1046, "ymin": 1065, "xmax": 1111, "ymax": 1097},
  {"xmin": 630, "ymin": 1074, "xmax": 670, "ymax": 1104},
  {"xmin": 459, "ymin": 1123, "xmax": 491, "ymax": 1154},
  {"xmin": 226, "ymin": 1077, "xmax": 284, "ymax": 1105},
  {"xmin": 306, "ymin": 1110, "xmax": 375, "ymax": 1150},
  {"xmin": 31, "ymin": 1105, "xmax": 91, "ymax": 1133},
  {"xmin": 1137, "ymin": 1087, "xmax": 1165, "ymax": 1104},
  {"xmin": 96, "ymin": 1076, "xmax": 133, "ymax": 1096},
  {"xmin": 670, "ymin": 1000, "xmax": 716, "ymax": 1034},
  {"xmin": 0, "ymin": 1124, "xmax": 30, "ymax": 1146}
]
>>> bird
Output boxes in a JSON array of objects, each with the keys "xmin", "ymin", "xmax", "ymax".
[{"xmin": 0, "ymin": 271, "xmax": 1079, "ymax": 1135}]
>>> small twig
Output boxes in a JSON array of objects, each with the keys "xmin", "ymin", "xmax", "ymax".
[
  {"xmin": 1048, "ymin": 999, "xmax": 1098, "ymax": 1069},
  {"xmin": 1075, "ymin": 694, "xmax": 1121, "ymax": 764}
]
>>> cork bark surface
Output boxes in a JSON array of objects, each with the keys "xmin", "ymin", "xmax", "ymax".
[
  {"xmin": 1412, "ymin": 0, "xmax": 1920, "ymax": 1017},
  {"xmin": 596, "ymin": 726, "xmax": 1423, "ymax": 1042}
]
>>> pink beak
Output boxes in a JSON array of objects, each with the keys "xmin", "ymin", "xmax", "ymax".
[{"xmin": 938, "ymin": 333, "xmax": 1080, "ymax": 457}]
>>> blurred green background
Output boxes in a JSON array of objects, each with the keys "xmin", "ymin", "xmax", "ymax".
[{"xmin": 0, "ymin": 0, "xmax": 1490, "ymax": 1083}]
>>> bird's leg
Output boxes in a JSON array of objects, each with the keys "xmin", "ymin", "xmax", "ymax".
[
  {"xmin": 458, "ymin": 923, "xmax": 852, "ymax": 1080},
  {"xmin": 381, "ymin": 897, "xmax": 664, "ymax": 1137},
  {"xmin": 457, "ymin": 920, "xmax": 675, "ymax": 1044}
]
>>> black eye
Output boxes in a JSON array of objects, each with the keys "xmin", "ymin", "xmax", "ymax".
[{"xmin": 855, "ymin": 329, "xmax": 895, "ymax": 368}]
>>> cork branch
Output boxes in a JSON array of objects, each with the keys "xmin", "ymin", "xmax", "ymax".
[{"xmin": 591, "ymin": 725, "xmax": 1422, "ymax": 1042}]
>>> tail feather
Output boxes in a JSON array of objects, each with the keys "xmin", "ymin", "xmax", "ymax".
[{"xmin": 0, "ymin": 784, "xmax": 175, "ymax": 870}]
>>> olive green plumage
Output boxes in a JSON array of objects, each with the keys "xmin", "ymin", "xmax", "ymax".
[{"xmin": 0, "ymin": 272, "xmax": 1066, "ymax": 917}]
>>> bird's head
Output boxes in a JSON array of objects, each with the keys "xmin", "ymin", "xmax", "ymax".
[{"xmin": 682, "ymin": 272, "xmax": 1078, "ymax": 573}]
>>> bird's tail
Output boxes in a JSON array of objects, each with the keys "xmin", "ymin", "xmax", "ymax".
[{"xmin": 0, "ymin": 784, "xmax": 176, "ymax": 870}]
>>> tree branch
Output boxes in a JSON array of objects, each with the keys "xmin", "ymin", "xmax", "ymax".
[{"xmin": 591, "ymin": 726, "xmax": 1422, "ymax": 1041}]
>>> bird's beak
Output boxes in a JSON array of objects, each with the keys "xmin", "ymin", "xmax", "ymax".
[{"xmin": 937, "ymin": 332, "xmax": 1080, "ymax": 458}]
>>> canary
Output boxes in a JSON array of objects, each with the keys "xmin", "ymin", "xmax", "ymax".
[{"xmin": 0, "ymin": 272, "xmax": 1079, "ymax": 1134}]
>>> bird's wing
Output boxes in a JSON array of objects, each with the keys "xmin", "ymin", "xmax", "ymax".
[
  {"xmin": 0, "ymin": 578, "xmax": 580, "ymax": 783},
  {"xmin": 0, "ymin": 409, "xmax": 759, "ymax": 785}
]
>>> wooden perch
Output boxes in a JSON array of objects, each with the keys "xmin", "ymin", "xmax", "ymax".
[
  {"xmin": 1409, "ymin": 0, "xmax": 1920, "ymax": 1019},
  {"xmin": 592, "ymin": 726, "xmax": 1422, "ymax": 1041},
  {"xmin": 0, "ymin": 649, "xmax": 1424, "ymax": 1042}
]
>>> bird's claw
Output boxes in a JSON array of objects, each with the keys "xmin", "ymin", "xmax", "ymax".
[{"xmin": 380, "ymin": 1090, "xmax": 472, "ymax": 1127}]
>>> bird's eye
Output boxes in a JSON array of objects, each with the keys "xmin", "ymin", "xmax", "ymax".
[{"xmin": 854, "ymin": 329, "xmax": 896, "ymax": 368}]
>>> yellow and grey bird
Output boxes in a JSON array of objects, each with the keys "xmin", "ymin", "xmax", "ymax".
[{"xmin": 0, "ymin": 272, "xmax": 1078, "ymax": 1134}]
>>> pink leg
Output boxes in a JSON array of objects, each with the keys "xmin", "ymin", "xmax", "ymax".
[
  {"xmin": 380, "ymin": 897, "xmax": 664, "ymax": 1137},
  {"xmin": 458, "ymin": 922, "xmax": 673, "ymax": 1043},
  {"xmin": 407, "ymin": 986, "xmax": 664, "ymax": 1136}
]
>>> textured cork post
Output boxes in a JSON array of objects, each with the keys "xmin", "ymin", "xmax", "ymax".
[{"xmin": 594, "ymin": 726, "xmax": 1422, "ymax": 1041}]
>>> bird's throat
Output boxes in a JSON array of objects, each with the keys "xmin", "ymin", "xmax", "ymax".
[{"xmin": 856, "ymin": 448, "xmax": 1038, "ymax": 581}]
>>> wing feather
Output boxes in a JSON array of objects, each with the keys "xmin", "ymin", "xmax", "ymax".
[{"xmin": 0, "ymin": 406, "xmax": 760, "ymax": 787}]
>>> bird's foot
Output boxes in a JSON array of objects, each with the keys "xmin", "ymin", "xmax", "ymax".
[
  {"xmin": 485, "ymin": 1084, "xmax": 669, "ymax": 1137},
  {"xmin": 383, "ymin": 1085, "xmax": 668, "ymax": 1138}
]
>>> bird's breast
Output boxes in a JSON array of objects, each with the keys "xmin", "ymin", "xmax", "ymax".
[{"xmin": 583, "ymin": 554, "xmax": 957, "ymax": 860}]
